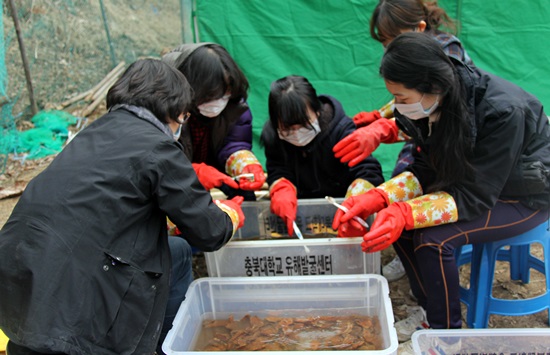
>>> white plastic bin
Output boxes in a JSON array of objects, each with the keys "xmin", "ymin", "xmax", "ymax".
[
  {"xmin": 412, "ymin": 328, "xmax": 550, "ymax": 354},
  {"xmin": 163, "ymin": 275, "xmax": 398, "ymax": 354},
  {"xmin": 205, "ymin": 198, "xmax": 380, "ymax": 277}
]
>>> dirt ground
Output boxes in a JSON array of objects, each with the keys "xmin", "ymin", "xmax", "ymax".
[{"xmin": 0, "ymin": 156, "xmax": 548, "ymax": 351}]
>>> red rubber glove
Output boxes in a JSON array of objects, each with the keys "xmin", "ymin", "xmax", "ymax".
[
  {"xmin": 332, "ymin": 188, "xmax": 389, "ymax": 234},
  {"xmin": 362, "ymin": 202, "xmax": 414, "ymax": 253},
  {"xmin": 238, "ymin": 164, "xmax": 267, "ymax": 191},
  {"xmin": 216, "ymin": 196, "xmax": 245, "ymax": 229},
  {"xmin": 353, "ymin": 110, "xmax": 382, "ymax": 127},
  {"xmin": 336, "ymin": 219, "xmax": 368, "ymax": 238},
  {"xmin": 269, "ymin": 179, "xmax": 298, "ymax": 236},
  {"xmin": 333, "ymin": 119, "xmax": 399, "ymax": 167},
  {"xmin": 192, "ymin": 163, "xmax": 239, "ymax": 190}
]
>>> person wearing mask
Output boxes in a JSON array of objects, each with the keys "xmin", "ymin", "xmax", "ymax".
[
  {"xmin": 261, "ymin": 75, "xmax": 384, "ymax": 236},
  {"xmin": 333, "ymin": 32, "xmax": 550, "ymax": 352},
  {"xmin": 161, "ymin": 42, "xmax": 265, "ymax": 354},
  {"xmin": 162, "ymin": 43, "xmax": 266, "ymax": 200},
  {"xmin": 0, "ymin": 59, "xmax": 245, "ymax": 355},
  {"xmin": 334, "ymin": 0, "xmax": 474, "ymax": 282}
]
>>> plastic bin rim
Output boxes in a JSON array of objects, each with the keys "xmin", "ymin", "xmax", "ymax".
[
  {"xmin": 412, "ymin": 327, "xmax": 550, "ymax": 339},
  {"xmin": 189, "ymin": 273, "xmax": 389, "ymax": 285}
]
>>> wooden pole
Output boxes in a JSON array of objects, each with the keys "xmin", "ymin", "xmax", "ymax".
[
  {"xmin": 84, "ymin": 61, "xmax": 125, "ymax": 101},
  {"xmin": 7, "ymin": 0, "xmax": 38, "ymax": 116},
  {"xmin": 56, "ymin": 89, "xmax": 92, "ymax": 110},
  {"xmin": 98, "ymin": 0, "xmax": 117, "ymax": 67}
]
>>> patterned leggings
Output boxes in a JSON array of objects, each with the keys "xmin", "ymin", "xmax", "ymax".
[{"xmin": 394, "ymin": 199, "xmax": 549, "ymax": 329}]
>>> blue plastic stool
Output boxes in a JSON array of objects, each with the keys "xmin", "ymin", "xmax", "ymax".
[{"xmin": 456, "ymin": 220, "xmax": 550, "ymax": 328}]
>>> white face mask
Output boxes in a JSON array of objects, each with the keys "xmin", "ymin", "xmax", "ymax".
[
  {"xmin": 164, "ymin": 122, "xmax": 183, "ymax": 141},
  {"xmin": 393, "ymin": 94, "xmax": 439, "ymax": 120},
  {"xmin": 197, "ymin": 95, "xmax": 230, "ymax": 118},
  {"xmin": 278, "ymin": 119, "xmax": 321, "ymax": 146},
  {"xmin": 173, "ymin": 124, "xmax": 182, "ymax": 140}
]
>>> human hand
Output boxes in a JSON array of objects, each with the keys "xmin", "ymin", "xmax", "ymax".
[
  {"xmin": 192, "ymin": 163, "xmax": 239, "ymax": 190},
  {"xmin": 352, "ymin": 110, "xmax": 381, "ymax": 127},
  {"xmin": 216, "ymin": 196, "xmax": 245, "ymax": 229},
  {"xmin": 333, "ymin": 119, "xmax": 399, "ymax": 167},
  {"xmin": 332, "ymin": 188, "xmax": 389, "ymax": 232},
  {"xmin": 361, "ymin": 202, "xmax": 413, "ymax": 253},
  {"xmin": 238, "ymin": 164, "xmax": 266, "ymax": 191},
  {"xmin": 335, "ymin": 219, "xmax": 368, "ymax": 238},
  {"xmin": 269, "ymin": 179, "xmax": 297, "ymax": 236}
]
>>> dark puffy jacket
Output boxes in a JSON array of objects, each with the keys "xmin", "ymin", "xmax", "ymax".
[{"xmin": 0, "ymin": 108, "xmax": 234, "ymax": 354}]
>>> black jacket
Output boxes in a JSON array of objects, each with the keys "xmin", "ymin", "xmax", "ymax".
[
  {"xmin": 261, "ymin": 95, "xmax": 384, "ymax": 198},
  {"xmin": 402, "ymin": 63, "xmax": 550, "ymax": 220},
  {"xmin": 0, "ymin": 108, "xmax": 234, "ymax": 354}
]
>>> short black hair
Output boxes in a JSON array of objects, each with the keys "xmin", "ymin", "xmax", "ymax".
[{"xmin": 106, "ymin": 58, "xmax": 193, "ymax": 123}]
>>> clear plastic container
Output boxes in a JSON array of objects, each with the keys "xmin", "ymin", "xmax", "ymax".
[
  {"xmin": 205, "ymin": 198, "xmax": 380, "ymax": 277},
  {"xmin": 412, "ymin": 328, "xmax": 550, "ymax": 354},
  {"xmin": 163, "ymin": 275, "xmax": 398, "ymax": 354}
]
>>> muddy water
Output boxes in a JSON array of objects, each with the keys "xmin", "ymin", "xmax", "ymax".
[{"xmin": 194, "ymin": 313, "xmax": 384, "ymax": 351}]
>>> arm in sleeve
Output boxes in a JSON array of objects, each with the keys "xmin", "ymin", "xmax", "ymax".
[
  {"xmin": 447, "ymin": 107, "xmax": 525, "ymax": 220},
  {"xmin": 217, "ymin": 107, "xmax": 253, "ymax": 165},
  {"xmin": 153, "ymin": 141, "xmax": 235, "ymax": 251},
  {"xmin": 355, "ymin": 99, "xmax": 411, "ymax": 142},
  {"xmin": 411, "ymin": 107, "xmax": 525, "ymax": 221},
  {"xmin": 335, "ymin": 116, "xmax": 385, "ymax": 192},
  {"xmin": 261, "ymin": 121, "xmax": 297, "ymax": 186}
]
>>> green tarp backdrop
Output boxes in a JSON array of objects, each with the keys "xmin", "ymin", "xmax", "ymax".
[{"xmin": 194, "ymin": 0, "xmax": 550, "ymax": 180}]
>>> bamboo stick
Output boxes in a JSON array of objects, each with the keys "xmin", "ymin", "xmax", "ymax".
[
  {"xmin": 62, "ymin": 62, "xmax": 125, "ymax": 115},
  {"xmin": 84, "ymin": 61, "xmax": 125, "ymax": 101},
  {"xmin": 80, "ymin": 75, "xmax": 120, "ymax": 118},
  {"xmin": 8, "ymin": 0, "xmax": 38, "ymax": 116},
  {"xmin": 90, "ymin": 68, "xmax": 123, "ymax": 102},
  {"xmin": 57, "ymin": 89, "xmax": 93, "ymax": 110},
  {"xmin": 80, "ymin": 95, "xmax": 104, "ymax": 118}
]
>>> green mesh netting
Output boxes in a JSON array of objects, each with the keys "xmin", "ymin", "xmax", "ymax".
[
  {"xmin": 196, "ymin": 0, "xmax": 550, "ymax": 180},
  {"xmin": 18, "ymin": 110, "xmax": 77, "ymax": 159},
  {"xmin": 0, "ymin": 0, "xmax": 6, "ymax": 99},
  {"xmin": 1, "ymin": 1, "xmax": 549, "ymax": 178},
  {"xmin": 1, "ymin": 0, "xmax": 192, "ymax": 173},
  {"xmin": 1, "ymin": 109, "xmax": 76, "ymax": 167}
]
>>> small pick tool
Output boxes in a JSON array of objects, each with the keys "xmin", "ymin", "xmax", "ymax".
[
  {"xmin": 292, "ymin": 221, "xmax": 310, "ymax": 253},
  {"xmin": 233, "ymin": 173, "xmax": 255, "ymax": 182},
  {"xmin": 325, "ymin": 196, "xmax": 370, "ymax": 229}
]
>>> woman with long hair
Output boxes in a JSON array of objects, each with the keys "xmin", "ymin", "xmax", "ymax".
[
  {"xmin": 334, "ymin": 0, "xmax": 474, "ymax": 283},
  {"xmin": 333, "ymin": 32, "xmax": 550, "ymax": 351}
]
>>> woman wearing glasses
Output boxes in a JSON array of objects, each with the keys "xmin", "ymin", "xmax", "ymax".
[{"xmin": 261, "ymin": 75, "xmax": 384, "ymax": 237}]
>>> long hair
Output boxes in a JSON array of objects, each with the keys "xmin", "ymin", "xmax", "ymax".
[
  {"xmin": 370, "ymin": 0, "xmax": 456, "ymax": 44},
  {"xmin": 268, "ymin": 75, "xmax": 324, "ymax": 132},
  {"xmin": 178, "ymin": 44, "xmax": 249, "ymax": 107},
  {"xmin": 380, "ymin": 32, "xmax": 472, "ymax": 191},
  {"xmin": 106, "ymin": 59, "xmax": 192, "ymax": 124}
]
